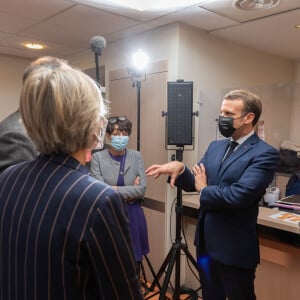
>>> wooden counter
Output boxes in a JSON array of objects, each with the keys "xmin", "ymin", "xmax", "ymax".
[
  {"xmin": 182, "ymin": 193, "xmax": 300, "ymax": 235},
  {"xmin": 182, "ymin": 193, "xmax": 300, "ymax": 300},
  {"xmin": 258, "ymin": 206, "xmax": 300, "ymax": 234}
]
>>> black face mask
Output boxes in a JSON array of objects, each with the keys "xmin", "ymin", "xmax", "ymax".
[
  {"xmin": 218, "ymin": 114, "xmax": 247, "ymax": 138},
  {"xmin": 218, "ymin": 116, "xmax": 235, "ymax": 138}
]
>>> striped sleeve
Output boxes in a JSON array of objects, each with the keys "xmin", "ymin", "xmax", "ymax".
[{"xmin": 86, "ymin": 190, "xmax": 143, "ymax": 300}]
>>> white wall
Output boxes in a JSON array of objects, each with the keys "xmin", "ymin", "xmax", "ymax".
[
  {"xmin": 1, "ymin": 23, "xmax": 298, "ymax": 282},
  {"xmin": 177, "ymin": 24, "xmax": 295, "ymax": 168},
  {"xmin": 0, "ymin": 25, "xmax": 296, "ymax": 191},
  {"xmin": 101, "ymin": 25, "xmax": 181, "ymax": 253},
  {"xmin": 68, "ymin": 23, "xmax": 180, "ymax": 99},
  {"xmin": 70, "ymin": 23, "xmax": 297, "ymax": 274},
  {"xmin": 290, "ymin": 62, "xmax": 300, "ymax": 145},
  {"xmin": 173, "ymin": 23, "xmax": 296, "ymax": 289},
  {"xmin": 0, "ymin": 55, "xmax": 30, "ymax": 121}
]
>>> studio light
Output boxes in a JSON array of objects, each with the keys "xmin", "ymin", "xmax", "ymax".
[
  {"xmin": 128, "ymin": 49, "xmax": 148, "ymax": 79},
  {"xmin": 127, "ymin": 49, "xmax": 148, "ymax": 151},
  {"xmin": 132, "ymin": 49, "xmax": 148, "ymax": 71}
]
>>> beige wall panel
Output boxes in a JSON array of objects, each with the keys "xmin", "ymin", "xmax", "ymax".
[
  {"xmin": 109, "ymin": 61, "xmax": 170, "ymax": 285},
  {"xmin": 139, "ymin": 70, "xmax": 168, "ymax": 202},
  {"xmin": 0, "ymin": 55, "xmax": 29, "ymax": 121},
  {"xmin": 108, "ymin": 76, "xmax": 137, "ymax": 149},
  {"xmin": 109, "ymin": 61, "xmax": 169, "ymax": 203},
  {"xmin": 290, "ymin": 64, "xmax": 300, "ymax": 145},
  {"xmin": 142, "ymin": 207, "xmax": 165, "ymax": 282}
]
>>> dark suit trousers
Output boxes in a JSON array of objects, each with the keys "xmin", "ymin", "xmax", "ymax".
[{"xmin": 197, "ymin": 254, "xmax": 256, "ymax": 300}]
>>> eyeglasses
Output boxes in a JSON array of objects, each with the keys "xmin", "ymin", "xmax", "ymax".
[{"xmin": 108, "ymin": 116, "xmax": 127, "ymax": 124}]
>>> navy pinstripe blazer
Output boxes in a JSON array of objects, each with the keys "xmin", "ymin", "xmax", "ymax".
[{"xmin": 0, "ymin": 154, "xmax": 143, "ymax": 300}]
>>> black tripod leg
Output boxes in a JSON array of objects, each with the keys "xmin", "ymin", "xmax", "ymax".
[
  {"xmin": 144, "ymin": 255, "xmax": 161, "ymax": 289},
  {"xmin": 159, "ymin": 245, "xmax": 179, "ymax": 300},
  {"xmin": 146, "ymin": 148, "xmax": 201, "ymax": 300},
  {"xmin": 149, "ymin": 248, "xmax": 173, "ymax": 291},
  {"xmin": 181, "ymin": 246, "xmax": 202, "ymax": 298},
  {"xmin": 173, "ymin": 245, "xmax": 181, "ymax": 300},
  {"xmin": 182, "ymin": 246, "xmax": 199, "ymax": 270},
  {"xmin": 139, "ymin": 260, "xmax": 152, "ymax": 296},
  {"xmin": 140, "ymin": 260, "xmax": 147, "ymax": 282}
]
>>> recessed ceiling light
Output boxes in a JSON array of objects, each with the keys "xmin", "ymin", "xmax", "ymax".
[
  {"xmin": 233, "ymin": 0, "xmax": 280, "ymax": 10},
  {"xmin": 295, "ymin": 24, "xmax": 300, "ymax": 29},
  {"xmin": 24, "ymin": 43, "xmax": 44, "ymax": 50}
]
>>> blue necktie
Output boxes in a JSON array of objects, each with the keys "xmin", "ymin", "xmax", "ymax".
[{"xmin": 223, "ymin": 141, "xmax": 238, "ymax": 162}]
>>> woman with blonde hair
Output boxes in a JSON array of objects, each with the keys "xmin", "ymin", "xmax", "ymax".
[{"xmin": 0, "ymin": 58, "xmax": 143, "ymax": 300}]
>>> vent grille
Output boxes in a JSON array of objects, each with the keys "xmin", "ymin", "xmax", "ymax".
[{"xmin": 233, "ymin": 0, "xmax": 280, "ymax": 10}]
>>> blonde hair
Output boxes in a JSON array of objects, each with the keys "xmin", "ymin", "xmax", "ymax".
[
  {"xmin": 23, "ymin": 56, "xmax": 69, "ymax": 83},
  {"xmin": 20, "ymin": 66, "xmax": 108, "ymax": 154}
]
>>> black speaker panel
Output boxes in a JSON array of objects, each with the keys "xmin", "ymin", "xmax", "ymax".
[{"xmin": 167, "ymin": 81, "xmax": 193, "ymax": 145}]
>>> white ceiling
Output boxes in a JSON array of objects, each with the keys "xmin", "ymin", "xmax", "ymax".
[{"xmin": 0, "ymin": 0, "xmax": 300, "ymax": 60}]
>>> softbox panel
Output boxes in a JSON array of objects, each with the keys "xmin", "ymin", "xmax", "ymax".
[{"xmin": 167, "ymin": 81, "xmax": 193, "ymax": 145}]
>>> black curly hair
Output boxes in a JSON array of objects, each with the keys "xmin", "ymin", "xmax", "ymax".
[{"xmin": 106, "ymin": 116, "xmax": 132, "ymax": 135}]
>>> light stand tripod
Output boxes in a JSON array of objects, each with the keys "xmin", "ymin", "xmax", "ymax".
[
  {"xmin": 147, "ymin": 148, "xmax": 201, "ymax": 300},
  {"xmin": 129, "ymin": 70, "xmax": 159, "ymax": 295},
  {"xmin": 133, "ymin": 79, "xmax": 142, "ymax": 151}
]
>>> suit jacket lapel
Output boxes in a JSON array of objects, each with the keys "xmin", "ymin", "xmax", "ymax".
[
  {"xmin": 217, "ymin": 134, "xmax": 259, "ymax": 181},
  {"xmin": 207, "ymin": 139, "xmax": 229, "ymax": 184}
]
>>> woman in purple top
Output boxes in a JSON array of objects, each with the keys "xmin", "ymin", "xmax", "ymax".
[{"xmin": 90, "ymin": 116, "xmax": 149, "ymax": 266}]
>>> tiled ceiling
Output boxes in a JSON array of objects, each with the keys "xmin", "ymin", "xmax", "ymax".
[{"xmin": 0, "ymin": 0, "xmax": 299, "ymax": 60}]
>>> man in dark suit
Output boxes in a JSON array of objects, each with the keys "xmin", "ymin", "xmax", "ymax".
[
  {"xmin": 0, "ymin": 110, "xmax": 37, "ymax": 173},
  {"xmin": 146, "ymin": 89, "xmax": 279, "ymax": 300},
  {"xmin": 0, "ymin": 56, "xmax": 69, "ymax": 174}
]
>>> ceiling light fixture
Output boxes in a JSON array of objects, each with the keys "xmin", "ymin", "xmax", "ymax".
[
  {"xmin": 24, "ymin": 43, "xmax": 44, "ymax": 50},
  {"xmin": 295, "ymin": 24, "xmax": 300, "ymax": 29},
  {"xmin": 233, "ymin": 0, "xmax": 280, "ymax": 10}
]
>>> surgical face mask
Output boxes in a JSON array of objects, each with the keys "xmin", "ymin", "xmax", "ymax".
[
  {"xmin": 110, "ymin": 135, "xmax": 129, "ymax": 151},
  {"xmin": 218, "ymin": 114, "xmax": 246, "ymax": 138}
]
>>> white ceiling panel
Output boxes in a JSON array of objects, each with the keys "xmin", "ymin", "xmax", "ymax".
[
  {"xmin": 0, "ymin": 0, "xmax": 299, "ymax": 60},
  {"xmin": 0, "ymin": 32, "xmax": 10, "ymax": 39},
  {"xmin": 211, "ymin": 8, "xmax": 300, "ymax": 60},
  {"xmin": 0, "ymin": 0, "xmax": 74, "ymax": 20},
  {"xmin": 20, "ymin": 23, "xmax": 94, "ymax": 48},
  {"xmin": 0, "ymin": 12, "xmax": 37, "ymax": 34},
  {"xmin": 105, "ymin": 22, "xmax": 157, "ymax": 43},
  {"xmin": 69, "ymin": 0, "xmax": 204, "ymax": 22},
  {"xmin": 0, "ymin": 34, "xmax": 83, "ymax": 56},
  {"xmin": 200, "ymin": 0, "xmax": 300, "ymax": 22},
  {"xmin": 0, "ymin": 45, "xmax": 38, "ymax": 59},
  {"xmin": 151, "ymin": 4, "xmax": 238, "ymax": 31},
  {"xmin": 45, "ymin": 5, "xmax": 140, "ymax": 33}
]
